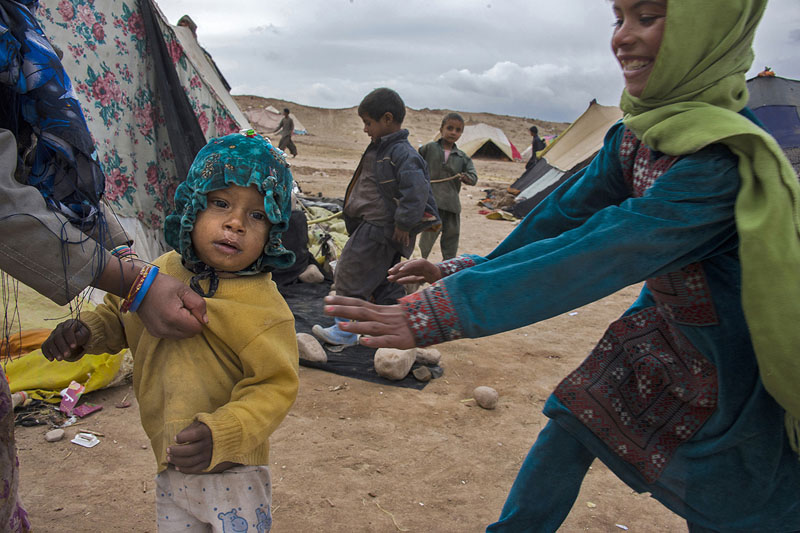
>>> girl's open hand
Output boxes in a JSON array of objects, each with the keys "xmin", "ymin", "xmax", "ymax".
[
  {"xmin": 387, "ymin": 258, "xmax": 442, "ymax": 285},
  {"xmin": 324, "ymin": 295, "xmax": 416, "ymax": 349}
]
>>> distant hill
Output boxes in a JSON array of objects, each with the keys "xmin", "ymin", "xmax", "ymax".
[{"xmin": 233, "ymin": 94, "xmax": 569, "ymax": 158}]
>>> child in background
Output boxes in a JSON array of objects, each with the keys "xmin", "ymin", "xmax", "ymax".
[
  {"xmin": 312, "ymin": 87, "xmax": 439, "ymax": 346},
  {"xmin": 525, "ymin": 125, "xmax": 547, "ymax": 170},
  {"xmin": 42, "ymin": 132, "xmax": 299, "ymax": 533},
  {"xmin": 418, "ymin": 112, "xmax": 478, "ymax": 260},
  {"xmin": 273, "ymin": 107, "xmax": 297, "ymax": 158},
  {"xmin": 324, "ymin": 0, "xmax": 800, "ymax": 530}
]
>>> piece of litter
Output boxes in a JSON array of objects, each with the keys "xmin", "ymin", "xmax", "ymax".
[
  {"xmin": 73, "ymin": 403, "xmax": 102, "ymax": 418},
  {"xmin": 569, "ymin": 312, "xmax": 579, "ymax": 316},
  {"xmin": 59, "ymin": 381, "xmax": 85, "ymax": 415},
  {"xmin": 586, "ymin": 501, "xmax": 596, "ymax": 508},
  {"xmin": 71, "ymin": 432, "xmax": 100, "ymax": 448},
  {"xmin": 616, "ymin": 525, "xmax": 629, "ymax": 531}
]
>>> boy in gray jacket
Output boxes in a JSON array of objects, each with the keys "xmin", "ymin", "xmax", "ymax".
[{"xmin": 313, "ymin": 88, "xmax": 439, "ymax": 346}]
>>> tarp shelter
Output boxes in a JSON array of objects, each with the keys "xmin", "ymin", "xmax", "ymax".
[
  {"xmin": 245, "ymin": 106, "xmax": 309, "ymax": 136},
  {"xmin": 441, "ymin": 123, "xmax": 521, "ymax": 161},
  {"xmin": 510, "ymin": 101, "xmax": 623, "ymax": 218},
  {"xmin": 36, "ymin": 0, "xmax": 250, "ymax": 260},
  {"xmin": 747, "ymin": 75, "xmax": 800, "ymax": 173}
]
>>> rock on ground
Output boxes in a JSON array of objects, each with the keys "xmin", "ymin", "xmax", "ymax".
[
  {"xmin": 473, "ymin": 386, "xmax": 499, "ymax": 409},
  {"xmin": 374, "ymin": 348, "xmax": 416, "ymax": 380},
  {"xmin": 297, "ymin": 332, "xmax": 327, "ymax": 363}
]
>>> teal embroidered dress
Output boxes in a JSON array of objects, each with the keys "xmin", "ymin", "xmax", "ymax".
[{"xmin": 401, "ymin": 120, "xmax": 800, "ymax": 530}]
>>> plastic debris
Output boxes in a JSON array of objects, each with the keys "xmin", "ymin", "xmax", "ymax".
[
  {"xmin": 59, "ymin": 381, "xmax": 85, "ymax": 415},
  {"xmin": 71, "ymin": 432, "xmax": 100, "ymax": 448},
  {"xmin": 73, "ymin": 403, "xmax": 102, "ymax": 418}
]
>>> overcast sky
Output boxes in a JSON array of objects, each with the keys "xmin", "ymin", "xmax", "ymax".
[{"xmin": 155, "ymin": 0, "xmax": 800, "ymax": 123}]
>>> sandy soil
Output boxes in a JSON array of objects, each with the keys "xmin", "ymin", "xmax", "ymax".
[{"xmin": 13, "ymin": 97, "xmax": 688, "ymax": 532}]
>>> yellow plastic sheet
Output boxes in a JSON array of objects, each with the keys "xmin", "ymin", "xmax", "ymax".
[{"xmin": 4, "ymin": 348, "xmax": 124, "ymax": 402}]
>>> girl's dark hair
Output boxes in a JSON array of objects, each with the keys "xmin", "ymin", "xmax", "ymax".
[
  {"xmin": 441, "ymin": 112, "xmax": 465, "ymax": 127},
  {"xmin": 529, "ymin": 125, "xmax": 539, "ymax": 135},
  {"xmin": 358, "ymin": 88, "xmax": 406, "ymax": 124}
]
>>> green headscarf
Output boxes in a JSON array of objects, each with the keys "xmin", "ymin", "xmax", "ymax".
[{"xmin": 620, "ymin": 0, "xmax": 800, "ymax": 452}]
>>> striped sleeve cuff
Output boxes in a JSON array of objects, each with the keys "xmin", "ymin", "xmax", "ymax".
[
  {"xmin": 436, "ymin": 255, "xmax": 476, "ymax": 277},
  {"xmin": 399, "ymin": 281, "xmax": 463, "ymax": 347}
]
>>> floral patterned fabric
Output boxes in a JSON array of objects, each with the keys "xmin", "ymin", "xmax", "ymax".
[{"xmin": 35, "ymin": 0, "xmax": 247, "ymax": 236}]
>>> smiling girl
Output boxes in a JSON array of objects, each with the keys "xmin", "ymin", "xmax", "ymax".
[{"xmin": 325, "ymin": 0, "xmax": 800, "ymax": 530}]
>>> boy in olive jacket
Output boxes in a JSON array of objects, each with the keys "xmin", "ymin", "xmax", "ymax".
[{"xmin": 419, "ymin": 112, "xmax": 478, "ymax": 260}]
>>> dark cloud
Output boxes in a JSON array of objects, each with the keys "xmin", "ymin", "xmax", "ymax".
[{"xmin": 158, "ymin": 0, "xmax": 800, "ymax": 122}]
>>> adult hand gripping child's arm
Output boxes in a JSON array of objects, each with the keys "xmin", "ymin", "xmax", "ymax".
[{"xmin": 41, "ymin": 319, "xmax": 91, "ymax": 362}]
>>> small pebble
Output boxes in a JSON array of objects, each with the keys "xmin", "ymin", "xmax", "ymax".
[
  {"xmin": 412, "ymin": 366, "xmax": 432, "ymax": 382},
  {"xmin": 45, "ymin": 429, "xmax": 65, "ymax": 442}
]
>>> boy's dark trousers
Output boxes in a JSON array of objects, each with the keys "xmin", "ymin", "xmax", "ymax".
[
  {"xmin": 334, "ymin": 221, "xmax": 408, "ymax": 304},
  {"xmin": 278, "ymin": 135, "xmax": 297, "ymax": 156}
]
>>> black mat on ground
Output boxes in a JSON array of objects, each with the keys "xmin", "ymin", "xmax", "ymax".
[{"xmin": 278, "ymin": 281, "xmax": 440, "ymax": 389}]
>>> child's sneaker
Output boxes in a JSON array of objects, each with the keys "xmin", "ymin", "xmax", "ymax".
[{"xmin": 312, "ymin": 320, "xmax": 358, "ymax": 347}]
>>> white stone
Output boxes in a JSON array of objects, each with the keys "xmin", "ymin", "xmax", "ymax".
[
  {"xmin": 45, "ymin": 428, "xmax": 65, "ymax": 442},
  {"xmin": 414, "ymin": 347, "xmax": 441, "ymax": 365},
  {"xmin": 296, "ymin": 333, "xmax": 327, "ymax": 363},
  {"xmin": 473, "ymin": 386, "xmax": 499, "ymax": 410},
  {"xmin": 374, "ymin": 348, "xmax": 416, "ymax": 381}
]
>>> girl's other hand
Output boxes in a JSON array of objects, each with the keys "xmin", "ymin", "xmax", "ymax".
[{"xmin": 388, "ymin": 258, "xmax": 442, "ymax": 285}]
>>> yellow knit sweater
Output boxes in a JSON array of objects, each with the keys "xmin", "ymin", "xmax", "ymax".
[{"xmin": 81, "ymin": 251, "xmax": 299, "ymax": 473}]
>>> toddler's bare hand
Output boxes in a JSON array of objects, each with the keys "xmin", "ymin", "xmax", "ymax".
[
  {"xmin": 167, "ymin": 421, "xmax": 213, "ymax": 474},
  {"xmin": 42, "ymin": 319, "xmax": 90, "ymax": 362}
]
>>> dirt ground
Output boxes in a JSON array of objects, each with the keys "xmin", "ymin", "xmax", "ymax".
[{"xmin": 13, "ymin": 97, "xmax": 688, "ymax": 532}]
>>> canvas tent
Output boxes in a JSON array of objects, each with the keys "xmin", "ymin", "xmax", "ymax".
[
  {"xmin": 36, "ymin": 0, "xmax": 250, "ymax": 260},
  {"xmin": 747, "ymin": 75, "xmax": 800, "ymax": 173},
  {"xmin": 245, "ymin": 105, "xmax": 309, "ymax": 137},
  {"xmin": 443, "ymin": 123, "xmax": 521, "ymax": 161},
  {"xmin": 510, "ymin": 101, "xmax": 623, "ymax": 218}
]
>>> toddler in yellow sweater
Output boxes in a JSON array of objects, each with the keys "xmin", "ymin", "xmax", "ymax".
[{"xmin": 42, "ymin": 132, "xmax": 299, "ymax": 532}]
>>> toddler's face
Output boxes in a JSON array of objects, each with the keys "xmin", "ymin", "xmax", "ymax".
[
  {"xmin": 440, "ymin": 119, "xmax": 464, "ymax": 146},
  {"xmin": 611, "ymin": 0, "xmax": 667, "ymax": 98},
  {"xmin": 190, "ymin": 185, "xmax": 272, "ymax": 276}
]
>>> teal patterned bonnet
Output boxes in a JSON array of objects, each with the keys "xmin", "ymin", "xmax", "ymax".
[{"xmin": 165, "ymin": 132, "xmax": 295, "ymax": 295}]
